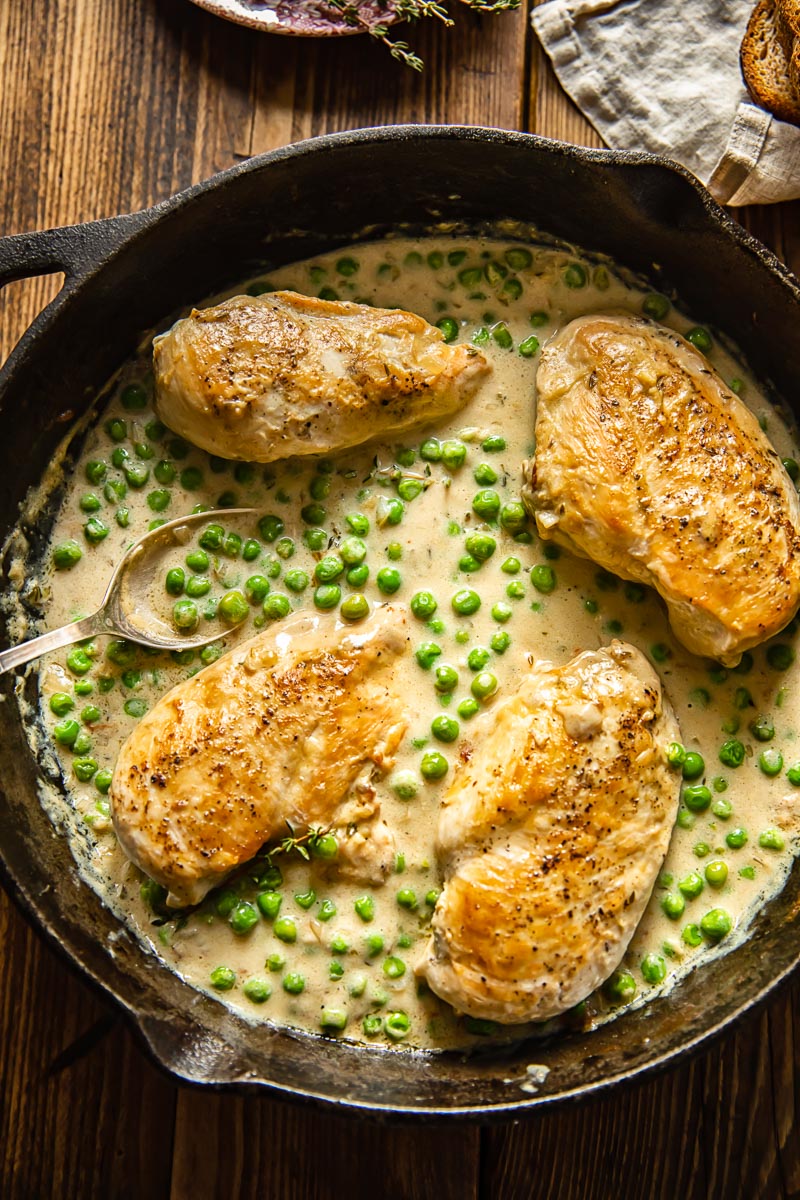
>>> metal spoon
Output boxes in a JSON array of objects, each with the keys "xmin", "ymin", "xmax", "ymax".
[{"xmin": 0, "ymin": 508, "xmax": 257, "ymax": 675}]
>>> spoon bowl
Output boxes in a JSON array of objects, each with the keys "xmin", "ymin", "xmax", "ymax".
[{"xmin": 0, "ymin": 508, "xmax": 257, "ymax": 674}]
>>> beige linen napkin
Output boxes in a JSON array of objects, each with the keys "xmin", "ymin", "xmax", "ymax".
[{"xmin": 532, "ymin": 0, "xmax": 800, "ymax": 205}]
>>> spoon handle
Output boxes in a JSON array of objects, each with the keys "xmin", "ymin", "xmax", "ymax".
[{"xmin": 0, "ymin": 611, "xmax": 104, "ymax": 675}]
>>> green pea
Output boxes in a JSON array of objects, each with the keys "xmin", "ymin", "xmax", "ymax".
[
  {"xmin": 682, "ymin": 924, "xmax": 703, "ymax": 948},
  {"xmin": 437, "ymin": 317, "xmax": 459, "ymax": 343},
  {"xmin": 459, "ymin": 555, "xmax": 481, "ymax": 574},
  {"xmin": 336, "ymin": 255, "xmax": 359, "ymax": 276},
  {"xmin": 767, "ymin": 643, "xmax": 795, "ymax": 670},
  {"xmin": 759, "ymin": 748, "xmax": 784, "ymax": 776},
  {"xmin": 491, "ymin": 602, "xmax": 512, "ymax": 623},
  {"xmin": 456, "ymin": 697, "xmax": 478, "ymax": 720},
  {"xmin": 711, "ymin": 797, "xmax": 732, "ymax": 820},
  {"xmin": 83, "ymin": 517, "xmax": 109, "ymax": 545},
  {"xmin": 604, "ymin": 969, "xmax": 637, "ymax": 1005},
  {"xmin": 530, "ymin": 565, "xmax": 556, "ymax": 594},
  {"xmin": 441, "ymin": 440, "xmax": 467, "ymax": 470},
  {"xmin": 557, "ymin": 261, "xmax": 586, "ymax": 290},
  {"xmin": 266, "ymin": 954, "xmax": 285, "ymax": 973},
  {"xmin": 199, "ymin": 523, "xmax": 224, "ymax": 551},
  {"xmin": 106, "ymin": 639, "xmax": 137, "ymax": 667},
  {"xmin": 472, "ymin": 489, "xmax": 501, "ymax": 520},
  {"xmin": 95, "ymin": 769, "xmax": 113, "ymax": 794},
  {"xmin": 114, "ymin": 505, "xmax": 130, "ymax": 527},
  {"xmin": 53, "ymin": 540, "xmax": 83, "ymax": 570},
  {"xmin": 362, "ymin": 1014, "xmax": 383, "ymax": 1037},
  {"xmin": 518, "ymin": 335, "xmax": 540, "ymax": 358},
  {"xmin": 79, "ymin": 492, "xmax": 102, "ymax": 514},
  {"xmin": 491, "ymin": 323, "xmax": 513, "ymax": 350},
  {"xmin": 391, "ymin": 770, "xmax": 419, "ymax": 801},
  {"xmin": 282, "ymin": 972, "xmax": 305, "ymax": 995},
  {"xmin": 786, "ymin": 763, "xmax": 800, "ymax": 785},
  {"xmin": 311, "ymin": 584, "xmax": 339, "ymax": 610},
  {"xmin": 640, "ymin": 953, "xmax": 666, "ymax": 985},
  {"xmin": 434, "ymin": 665, "xmax": 458, "ymax": 694},
  {"xmin": 683, "ymin": 785, "xmax": 712, "ymax": 813},
  {"xmin": 498, "ymin": 502, "xmax": 526, "ymax": 534},
  {"xmin": 49, "ymin": 692, "xmax": 74, "ymax": 717},
  {"xmin": 383, "ymin": 956, "xmax": 406, "ymax": 980},
  {"xmin": 355, "ymin": 895, "xmax": 375, "ymax": 922},
  {"xmin": 304, "ymin": 528, "xmax": 327, "ymax": 552},
  {"xmin": 258, "ymin": 514, "xmax": 285, "ymax": 543},
  {"xmin": 295, "ymin": 889, "xmax": 316, "ymax": 911},
  {"xmin": 661, "ymin": 892, "xmax": 685, "ymax": 920},
  {"xmin": 491, "ymin": 631, "xmax": 511, "ymax": 655},
  {"xmin": 214, "ymin": 590, "xmax": 245, "ymax": 625},
  {"xmin": 66, "ymin": 647, "xmax": 93, "ymax": 675},
  {"xmin": 173, "ymin": 599, "xmax": 198, "ymax": 630},
  {"xmin": 385, "ymin": 1012, "xmax": 411, "ymax": 1040},
  {"xmin": 421, "ymin": 751, "xmax": 449, "ymax": 781},
  {"xmin": 74, "ymin": 680, "xmax": 94, "ymax": 696},
  {"xmin": 165, "ymin": 568, "xmax": 185, "ymax": 597},
  {"xmin": 725, "ymin": 827, "xmax": 748, "ymax": 849},
  {"xmin": 719, "ymin": 739, "xmax": 745, "ymax": 768},
  {"xmin": 432, "ymin": 715, "xmax": 459, "ymax": 743},
  {"xmin": 73, "ymin": 757, "xmax": 99, "ymax": 782},
  {"xmin": 341, "ymin": 593, "xmax": 370, "ymax": 622},
  {"xmin": 704, "ymin": 860, "xmax": 728, "ymax": 889},
  {"xmin": 471, "ymin": 671, "xmax": 498, "ymax": 701},
  {"xmin": 273, "ymin": 916, "xmax": 297, "ymax": 943},
  {"xmin": 85, "ymin": 460, "xmax": 108, "ymax": 485},
  {"xmin": 466, "ymin": 648, "xmax": 490, "ymax": 672},
  {"xmin": 451, "ymin": 588, "xmax": 480, "ymax": 616},
  {"xmin": 650, "ymin": 642, "xmax": 671, "ymax": 663},
  {"xmin": 686, "ymin": 326, "xmax": 713, "ymax": 353},
  {"xmin": 261, "ymin": 595, "xmax": 289, "ymax": 624},
  {"xmin": 377, "ymin": 567, "xmax": 402, "ymax": 595},
  {"xmin": 377, "ymin": 497, "xmax": 404, "ymax": 527},
  {"xmin": 750, "ymin": 715, "xmax": 775, "ymax": 742},
  {"xmin": 639, "ymin": 293, "xmax": 670, "ymax": 320},
  {"xmin": 124, "ymin": 699, "xmax": 147, "ymax": 718},
  {"xmin": 700, "ymin": 908, "xmax": 732, "ymax": 941},
  {"xmin": 346, "ymin": 564, "xmax": 368, "ymax": 587},
  {"xmin": 210, "ymin": 966, "xmax": 236, "ymax": 991},
  {"xmin": 105, "ymin": 417, "xmax": 127, "ymax": 443},
  {"xmin": 346, "ymin": 512, "xmax": 370, "ymax": 536},
  {"xmin": 318, "ymin": 899, "xmax": 337, "ymax": 922},
  {"xmin": 758, "ymin": 828, "xmax": 786, "ymax": 851},
  {"xmin": 311, "ymin": 833, "xmax": 338, "ymax": 861},
  {"xmin": 229, "ymin": 901, "xmax": 259, "ymax": 935},
  {"xmin": 179, "ymin": 466, "xmax": 203, "ymax": 490},
  {"xmin": 415, "ymin": 641, "xmax": 442, "ymax": 669},
  {"xmin": 309, "ymin": 474, "xmax": 331, "ymax": 502},
  {"xmin": 257, "ymin": 891, "xmax": 282, "ymax": 919},
  {"xmin": 243, "ymin": 978, "xmax": 271, "ymax": 1004},
  {"xmin": 678, "ymin": 872, "xmax": 704, "ymax": 899},
  {"xmin": 783, "ymin": 457, "xmax": 800, "ymax": 481},
  {"xmin": 681, "ymin": 751, "xmax": 705, "ymax": 780},
  {"xmin": 397, "ymin": 888, "xmax": 418, "ymax": 910},
  {"xmin": 185, "ymin": 576, "xmax": 210, "ymax": 598}
]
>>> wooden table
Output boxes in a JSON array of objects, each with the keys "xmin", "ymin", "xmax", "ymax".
[{"xmin": 2, "ymin": 2, "xmax": 800, "ymax": 1195}]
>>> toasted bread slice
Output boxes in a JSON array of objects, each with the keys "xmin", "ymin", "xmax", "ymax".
[
  {"xmin": 776, "ymin": 0, "xmax": 800, "ymax": 93},
  {"xmin": 741, "ymin": 0, "xmax": 800, "ymax": 127}
]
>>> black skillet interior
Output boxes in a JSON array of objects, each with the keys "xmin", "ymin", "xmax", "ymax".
[{"xmin": 2, "ymin": 126, "xmax": 800, "ymax": 1118}]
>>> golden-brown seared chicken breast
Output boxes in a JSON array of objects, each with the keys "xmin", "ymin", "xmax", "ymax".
[
  {"xmin": 417, "ymin": 642, "xmax": 680, "ymax": 1025},
  {"xmin": 153, "ymin": 291, "xmax": 489, "ymax": 462},
  {"xmin": 110, "ymin": 605, "xmax": 409, "ymax": 907},
  {"xmin": 523, "ymin": 314, "xmax": 800, "ymax": 665}
]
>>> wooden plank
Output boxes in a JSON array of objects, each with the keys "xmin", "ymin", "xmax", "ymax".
[
  {"xmin": 0, "ymin": 890, "xmax": 178, "ymax": 1200},
  {"xmin": 170, "ymin": 1092, "xmax": 480, "ymax": 1200}
]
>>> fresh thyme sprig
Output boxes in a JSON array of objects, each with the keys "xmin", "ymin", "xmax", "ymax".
[{"xmin": 326, "ymin": 0, "xmax": 518, "ymax": 70}]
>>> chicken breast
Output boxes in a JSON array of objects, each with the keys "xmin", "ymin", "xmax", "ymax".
[
  {"xmin": 110, "ymin": 605, "xmax": 409, "ymax": 907},
  {"xmin": 523, "ymin": 314, "xmax": 800, "ymax": 665},
  {"xmin": 153, "ymin": 291, "xmax": 489, "ymax": 462},
  {"xmin": 417, "ymin": 642, "xmax": 681, "ymax": 1025}
]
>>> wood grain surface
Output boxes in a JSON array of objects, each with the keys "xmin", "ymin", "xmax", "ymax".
[{"xmin": 2, "ymin": 1, "xmax": 800, "ymax": 1196}]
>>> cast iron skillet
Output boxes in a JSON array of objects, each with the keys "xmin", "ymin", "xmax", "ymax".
[{"xmin": 2, "ymin": 125, "xmax": 800, "ymax": 1120}]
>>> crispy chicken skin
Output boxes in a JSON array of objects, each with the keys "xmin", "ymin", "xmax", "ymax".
[
  {"xmin": 153, "ymin": 291, "xmax": 489, "ymax": 462},
  {"xmin": 523, "ymin": 314, "xmax": 800, "ymax": 665},
  {"xmin": 417, "ymin": 643, "xmax": 681, "ymax": 1024},
  {"xmin": 110, "ymin": 605, "xmax": 409, "ymax": 907}
]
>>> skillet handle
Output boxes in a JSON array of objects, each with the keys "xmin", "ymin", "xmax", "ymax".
[{"xmin": 0, "ymin": 210, "xmax": 151, "ymax": 288}]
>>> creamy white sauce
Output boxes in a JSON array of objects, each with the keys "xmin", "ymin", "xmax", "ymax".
[{"xmin": 8, "ymin": 236, "xmax": 800, "ymax": 1050}]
